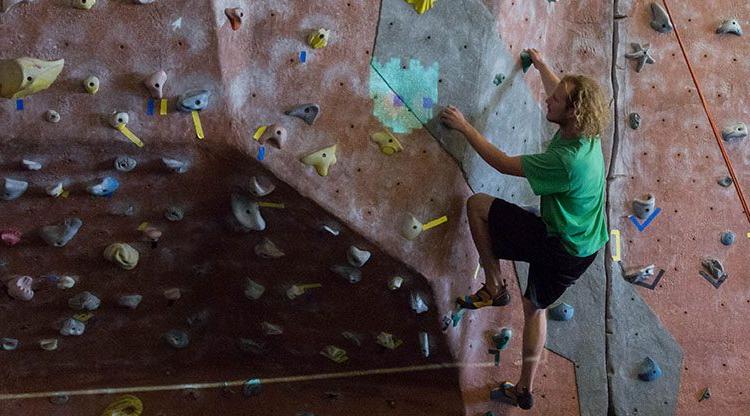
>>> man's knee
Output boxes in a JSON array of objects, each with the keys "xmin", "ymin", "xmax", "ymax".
[
  {"xmin": 467, "ymin": 193, "xmax": 493, "ymax": 217},
  {"xmin": 522, "ymin": 296, "xmax": 545, "ymax": 316}
]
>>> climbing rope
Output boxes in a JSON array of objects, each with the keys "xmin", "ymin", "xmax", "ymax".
[{"xmin": 661, "ymin": 0, "xmax": 750, "ymax": 226}]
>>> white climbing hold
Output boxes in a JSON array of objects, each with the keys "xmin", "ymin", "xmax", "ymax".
[
  {"xmin": 6, "ymin": 276, "xmax": 34, "ymax": 301},
  {"xmin": 717, "ymin": 19, "xmax": 743, "ymax": 36},
  {"xmin": 632, "ymin": 194, "xmax": 656, "ymax": 220},
  {"xmin": 21, "ymin": 159, "xmax": 41, "ymax": 170},
  {"xmin": 346, "ymin": 246, "xmax": 371, "ymax": 268},
  {"xmin": 39, "ymin": 338, "xmax": 59, "ymax": 351},
  {"xmin": 649, "ymin": 2, "xmax": 673, "ymax": 33},
  {"xmin": 388, "ymin": 276, "xmax": 404, "ymax": 290},
  {"xmin": 400, "ymin": 214, "xmax": 423, "ymax": 240},
  {"xmin": 231, "ymin": 193, "xmax": 266, "ymax": 231},
  {"xmin": 244, "ymin": 278, "xmax": 265, "ymax": 300},
  {"xmin": 261, "ymin": 321, "xmax": 283, "ymax": 335},
  {"xmin": 162, "ymin": 157, "xmax": 189, "ymax": 173},
  {"xmin": 254, "ymin": 238, "xmax": 285, "ymax": 259},
  {"xmin": 60, "ymin": 318, "xmax": 85, "ymax": 336},
  {"xmin": 410, "ymin": 292, "xmax": 429, "ymax": 314},
  {"xmin": 46, "ymin": 182, "xmax": 64, "ymax": 197},
  {"xmin": 721, "ymin": 122, "xmax": 747, "ymax": 142},
  {"xmin": 2, "ymin": 178, "xmax": 29, "ymax": 200},
  {"xmin": 250, "ymin": 175, "xmax": 275, "ymax": 197},
  {"xmin": 45, "ymin": 110, "xmax": 61, "ymax": 123},
  {"xmin": 109, "ymin": 111, "xmax": 129, "ymax": 128},
  {"xmin": 57, "ymin": 275, "xmax": 76, "ymax": 289},
  {"xmin": 68, "ymin": 291, "xmax": 101, "ymax": 311}
]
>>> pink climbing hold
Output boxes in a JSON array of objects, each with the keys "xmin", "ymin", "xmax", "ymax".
[
  {"xmin": 7, "ymin": 276, "xmax": 34, "ymax": 301},
  {"xmin": 1, "ymin": 229, "xmax": 22, "ymax": 246}
]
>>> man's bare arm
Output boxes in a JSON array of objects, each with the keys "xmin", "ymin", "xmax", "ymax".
[
  {"xmin": 461, "ymin": 124, "xmax": 525, "ymax": 177},
  {"xmin": 527, "ymin": 48, "xmax": 560, "ymax": 97}
]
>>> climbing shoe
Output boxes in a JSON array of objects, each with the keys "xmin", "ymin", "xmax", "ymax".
[
  {"xmin": 455, "ymin": 283, "xmax": 510, "ymax": 309},
  {"xmin": 493, "ymin": 381, "xmax": 534, "ymax": 410}
]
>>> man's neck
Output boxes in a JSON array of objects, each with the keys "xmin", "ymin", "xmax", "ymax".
[{"xmin": 559, "ymin": 123, "xmax": 582, "ymax": 140}]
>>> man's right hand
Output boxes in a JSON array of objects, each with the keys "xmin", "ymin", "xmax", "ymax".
[{"xmin": 527, "ymin": 48, "xmax": 544, "ymax": 70}]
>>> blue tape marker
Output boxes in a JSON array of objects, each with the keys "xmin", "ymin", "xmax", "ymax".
[
  {"xmin": 423, "ymin": 96, "xmax": 434, "ymax": 109},
  {"xmin": 629, "ymin": 207, "xmax": 662, "ymax": 232},
  {"xmin": 16, "ymin": 99, "xmax": 23, "ymax": 111},
  {"xmin": 257, "ymin": 146, "xmax": 266, "ymax": 161},
  {"xmin": 146, "ymin": 98, "xmax": 155, "ymax": 116},
  {"xmin": 300, "ymin": 50, "xmax": 307, "ymax": 63}
]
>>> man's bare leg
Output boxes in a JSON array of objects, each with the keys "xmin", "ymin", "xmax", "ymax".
[
  {"xmin": 466, "ymin": 193, "xmax": 503, "ymax": 295},
  {"xmin": 517, "ymin": 296, "xmax": 547, "ymax": 393}
]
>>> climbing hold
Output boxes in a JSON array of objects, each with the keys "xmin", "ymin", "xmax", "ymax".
[
  {"xmin": 376, "ymin": 332, "xmax": 403, "ymax": 350},
  {"xmin": 109, "ymin": 111, "xmax": 129, "ymax": 129},
  {"xmin": 1, "ymin": 338, "xmax": 19, "ymax": 351},
  {"xmin": 259, "ymin": 124, "xmax": 287, "ymax": 149},
  {"xmin": 388, "ymin": 276, "xmax": 404, "ymax": 290},
  {"xmin": 632, "ymin": 194, "xmax": 656, "ymax": 220},
  {"xmin": 370, "ymin": 131, "xmax": 404, "ymax": 155},
  {"xmin": 103, "ymin": 243, "xmax": 139, "ymax": 270},
  {"xmin": 300, "ymin": 144, "xmax": 337, "ymax": 176},
  {"xmin": 1, "ymin": 0, "xmax": 32, "ymax": 13},
  {"xmin": 244, "ymin": 278, "xmax": 266, "ymax": 300},
  {"xmin": 625, "ymin": 43, "xmax": 655, "ymax": 73},
  {"xmin": 161, "ymin": 157, "xmax": 189, "ymax": 173},
  {"xmin": 261, "ymin": 321, "xmax": 283, "ymax": 335},
  {"xmin": 72, "ymin": 0, "xmax": 95, "ymax": 10},
  {"xmin": 46, "ymin": 182, "xmax": 64, "ymax": 197},
  {"xmin": 520, "ymin": 50, "xmax": 533, "ymax": 73},
  {"xmin": 56, "ymin": 275, "xmax": 76, "ymax": 289},
  {"xmin": 307, "ymin": 28, "xmax": 331, "ymax": 49},
  {"xmin": 410, "ymin": 292, "xmax": 429, "ymax": 314},
  {"xmin": 164, "ymin": 206, "xmax": 184, "ymax": 222},
  {"xmin": 238, "ymin": 338, "xmax": 265, "ymax": 355},
  {"xmin": 133, "ymin": 0, "xmax": 154, "ymax": 4},
  {"xmin": 322, "ymin": 222, "xmax": 340, "ymax": 236},
  {"xmin": 231, "ymin": 193, "xmax": 266, "ymax": 231},
  {"xmin": 2, "ymin": 178, "xmax": 29, "ymax": 200},
  {"xmin": 39, "ymin": 338, "xmax": 58, "ymax": 351},
  {"xmin": 699, "ymin": 387, "xmax": 711, "ymax": 402},
  {"xmin": 702, "ymin": 258, "xmax": 728, "ymax": 280},
  {"xmin": 0, "ymin": 57, "xmax": 65, "ymax": 99},
  {"xmin": 115, "ymin": 156, "xmax": 137, "ymax": 172},
  {"xmin": 45, "ymin": 109, "xmax": 61, "ymax": 123},
  {"xmin": 492, "ymin": 327, "xmax": 512, "ymax": 350},
  {"xmin": 718, "ymin": 176, "xmax": 733, "ymax": 187},
  {"xmin": 88, "ymin": 176, "xmax": 120, "ymax": 197},
  {"xmin": 254, "ymin": 237, "xmax": 285, "ymax": 259},
  {"xmin": 243, "ymin": 379, "xmax": 262, "ymax": 397},
  {"xmin": 163, "ymin": 287, "xmax": 181, "ymax": 300},
  {"xmin": 224, "ymin": 7, "xmax": 245, "ymax": 31},
  {"xmin": 419, "ymin": 332, "xmax": 430, "ymax": 357},
  {"xmin": 716, "ymin": 19, "xmax": 742, "ymax": 36},
  {"xmin": 342, "ymin": 331, "xmax": 364, "ymax": 347},
  {"xmin": 60, "ymin": 318, "xmax": 85, "ymax": 336},
  {"xmin": 118, "ymin": 294, "xmax": 143, "ymax": 309},
  {"xmin": 40, "ymin": 217, "xmax": 83, "ymax": 247},
  {"xmin": 101, "ymin": 395, "xmax": 143, "ymax": 416},
  {"xmin": 250, "ymin": 175, "xmax": 275, "ymax": 197},
  {"xmin": 721, "ymin": 122, "xmax": 747, "ymax": 142},
  {"xmin": 68, "ymin": 291, "xmax": 101, "ymax": 311},
  {"xmin": 405, "ymin": 0, "xmax": 436, "ymax": 14},
  {"xmin": 649, "ymin": 3, "xmax": 673, "ymax": 33},
  {"xmin": 1, "ymin": 229, "xmax": 21, "ymax": 246},
  {"xmin": 493, "ymin": 73, "xmax": 506, "ymax": 86},
  {"xmin": 624, "ymin": 264, "xmax": 655, "ymax": 283},
  {"xmin": 177, "ymin": 89, "xmax": 210, "ymax": 112},
  {"xmin": 321, "ymin": 345, "xmax": 349, "ymax": 363},
  {"xmin": 638, "ymin": 357, "xmax": 662, "ymax": 381},
  {"xmin": 143, "ymin": 70, "xmax": 167, "ymax": 99},
  {"xmin": 284, "ymin": 103, "xmax": 320, "ymax": 125},
  {"xmin": 164, "ymin": 329, "xmax": 189, "ymax": 349},
  {"xmin": 629, "ymin": 112, "xmax": 641, "ymax": 129},
  {"xmin": 330, "ymin": 264, "xmax": 362, "ymax": 284},
  {"xmin": 21, "ymin": 159, "xmax": 42, "ymax": 171},
  {"xmin": 721, "ymin": 231, "xmax": 735, "ymax": 246},
  {"xmin": 400, "ymin": 214, "xmax": 423, "ymax": 240},
  {"xmin": 347, "ymin": 246, "xmax": 371, "ymax": 268},
  {"xmin": 548, "ymin": 302, "xmax": 574, "ymax": 321},
  {"xmin": 6, "ymin": 276, "xmax": 34, "ymax": 301},
  {"xmin": 83, "ymin": 75, "xmax": 99, "ymax": 94}
]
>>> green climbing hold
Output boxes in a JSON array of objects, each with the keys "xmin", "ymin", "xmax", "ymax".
[
  {"xmin": 493, "ymin": 73, "xmax": 506, "ymax": 86},
  {"xmin": 492, "ymin": 327, "xmax": 512, "ymax": 350},
  {"xmin": 520, "ymin": 51, "xmax": 532, "ymax": 73}
]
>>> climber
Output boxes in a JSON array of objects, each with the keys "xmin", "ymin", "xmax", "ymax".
[{"xmin": 439, "ymin": 48, "xmax": 610, "ymax": 410}]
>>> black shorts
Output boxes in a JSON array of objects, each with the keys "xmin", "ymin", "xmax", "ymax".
[{"xmin": 488, "ymin": 198, "xmax": 597, "ymax": 309}]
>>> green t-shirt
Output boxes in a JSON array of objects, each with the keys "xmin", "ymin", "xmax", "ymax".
[{"xmin": 520, "ymin": 131, "xmax": 609, "ymax": 257}]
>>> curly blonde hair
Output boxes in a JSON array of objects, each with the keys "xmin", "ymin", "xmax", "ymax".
[{"xmin": 561, "ymin": 75, "xmax": 611, "ymax": 138}]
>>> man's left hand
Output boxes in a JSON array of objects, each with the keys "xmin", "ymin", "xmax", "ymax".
[{"xmin": 439, "ymin": 106, "xmax": 470, "ymax": 132}]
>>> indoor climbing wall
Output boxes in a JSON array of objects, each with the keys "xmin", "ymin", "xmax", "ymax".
[{"xmin": 1, "ymin": 1, "xmax": 749, "ymax": 416}]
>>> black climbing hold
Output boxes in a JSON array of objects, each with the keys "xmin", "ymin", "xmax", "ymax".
[
  {"xmin": 284, "ymin": 103, "xmax": 320, "ymax": 125},
  {"xmin": 629, "ymin": 112, "xmax": 641, "ymax": 129}
]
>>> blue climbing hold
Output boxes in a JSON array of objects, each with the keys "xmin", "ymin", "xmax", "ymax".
[
  {"xmin": 548, "ymin": 302, "xmax": 574, "ymax": 321},
  {"xmin": 492, "ymin": 327, "xmax": 512, "ymax": 350},
  {"xmin": 243, "ymin": 378, "xmax": 262, "ymax": 397},
  {"xmin": 721, "ymin": 231, "xmax": 735, "ymax": 246},
  {"xmin": 88, "ymin": 177, "xmax": 120, "ymax": 197},
  {"xmin": 638, "ymin": 357, "xmax": 662, "ymax": 381}
]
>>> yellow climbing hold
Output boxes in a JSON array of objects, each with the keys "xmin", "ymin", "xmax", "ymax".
[
  {"xmin": 101, "ymin": 395, "xmax": 143, "ymax": 416},
  {"xmin": 370, "ymin": 130, "xmax": 404, "ymax": 155},
  {"xmin": 307, "ymin": 28, "xmax": 331, "ymax": 49},
  {"xmin": 103, "ymin": 243, "xmax": 140, "ymax": 270},
  {"xmin": 72, "ymin": 0, "xmax": 96, "ymax": 10},
  {"xmin": 301, "ymin": 144, "xmax": 337, "ymax": 177},
  {"xmin": 405, "ymin": 0, "xmax": 437, "ymax": 14},
  {"xmin": 0, "ymin": 57, "xmax": 65, "ymax": 99}
]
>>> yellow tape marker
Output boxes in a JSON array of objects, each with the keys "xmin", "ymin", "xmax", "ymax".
[
  {"xmin": 137, "ymin": 222, "xmax": 150, "ymax": 232},
  {"xmin": 258, "ymin": 202, "xmax": 285, "ymax": 209},
  {"xmin": 473, "ymin": 263, "xmax": 481, "ymax": 280},
  {"xmin": 73, "ymin": 313, "xmax": 94, "ymax": 322},
  {"xmin": 116, "ymin": 125, "xmax": 144, "ymax": 147},
  {"xmin": 159, "ymin": 98, "xmax": 168, "ymax": 115},
  {"xmin": 298, "ymin": 283, "xmax": 322, "ymax": 290},
  {"xmin": 610, "ymin": 229, "xmax": 621, "ymax": 262},
  {"xmin": 191, "ymin": 111, "xmax": 205, "ymax": 139},
  {"xmin": 422, "ymin": 216, "xmax": 448, "ymax": 231},
  {"xmin": 253, "ymin": 125, "xmax": 268, "ymax": 141},
  {"xmin": 61, "ymin": 190, "xmax": 70, "ymax": 199}
]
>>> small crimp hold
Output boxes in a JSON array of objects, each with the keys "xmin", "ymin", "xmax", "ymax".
[
  {"xmin": 638, "ymin": 357, "xmax": 662, "ymax": 381},
  {"xmin": 718, "ymin": 176, "xmax": 733, "ymax": 187},
  {"xmin": 115, "ymin": 155, "xmax": 137, "ymax": 172},
  {"xmin": 164, "ymin": 206, "xmax": 184, "ymax": 221},
  {"xmin": 162, "ymin": 157, "xmax": 189, "ymax": 173},
  {"xmin": 628, "ymin": 112, "xmax": 641, "ymax": 129},
  {"xmin": 321, "ymin": 345, "xmax": 349, "ymax": 363},
  {"xmin": 177, "ymin": 89, "xmax": 210, "ymax": 112},
  {"xmin": 88, "ymin": 176, "xmax": 120, "ymax": 197},
  {"xmin": 623, "ymin": 264, "xmax": 655, "ymax": 283},
  {"xmin": 118, "ymin": 294, "xmax": 143, "ymax": 309},
  {"xmin": 225, "ymin": 7, "xmax": 245, "ymax": 31},
  {"xmin": 716, "ymin": 19, "xmax": 743, "ymax": 36},
  {"xmin": 261, "ymin": 321, "xmax": 283, "ymax": 335},
  {"xmin": 376, "ymin": 332, "xmax": 403, "ymax": 350},
  {"xmin": 720, "ymin": 231, "xmax": 735, "ymax": 246},
  {"xmin": 45, "ymin": 110, "xmax": 61, "ymax": 123},
  {"xmin": 721, "ymin": 122, "xmax": 747, "ymax": 142},
  {"xmin": 405, "ymin": 0, "xmax": 437, "ymax": 14},
  {"xmin": 520, "ymin": 50, "xmax": 533, "ymax": 73},
  {"xmin": 548, "ymin": 302, "xmax": 574, "ymax": 321},
  {"xmin": 244, "ymin": 278, "xmax": 265, "ymax": 300},
  {"xmin": 2, "ymin": 178, "xmax": 29, "ymax": 200},
  {"xmin": 284, "ymin": 103, "xmax": 320, "ymax": 125},
  {"xmin": 60, "ymin": 318, "xmax": 85, "ymax": 336},
  {"xmin": 164, "ymin": 329, "xmax": 189, "ymax": 349},
  {"xmin": 231, "ymin": 193, "xmax": 266, "ymax": 231},
  {"xmin": 649, "ymin": 2, "xmax": 673, "ymax": 33},
  {"xmin": 254, "ymin": 237, "xmax": 285, "ymax": 259},
  {"xmin": 68, "ymin": 291, "xmax": 101, "ymax": 311},
  {"xmin": 39, "ymin": 338, "xmax": 58, "ymax": 351},
  {"xmin": 21, "ymin": 159, "xmax": 42, "ymax": 170},
  {"xmin": 250, "ymin": 175, "xmax": 275, "ymax": 197},
  {"xmin": 1, "ymin": 338, "xmax": 19, "ymax": 351},
  {"xmin": 346, "ymin": 246, "xmax": 371, "ymax": 268}
]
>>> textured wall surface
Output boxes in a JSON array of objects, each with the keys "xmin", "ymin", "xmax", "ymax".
[{"xmin": 1, "ymin": 1, "xmax": 749, "ymax": 415}]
